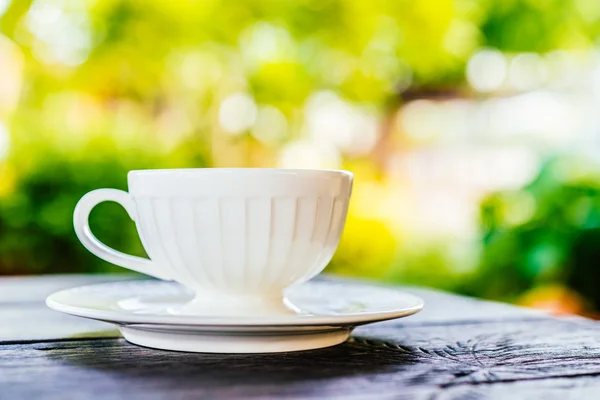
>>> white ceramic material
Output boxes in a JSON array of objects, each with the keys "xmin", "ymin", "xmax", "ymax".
[
  {"xmin": 46, "ymin": 280, "xmax": 424, "ymax": 353},
  {"xmin": 73, "ymin": 169, "xmax": 353, "ymax": 317}
]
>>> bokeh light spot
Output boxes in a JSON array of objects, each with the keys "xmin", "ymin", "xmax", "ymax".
[
  {"xmin": 509, "ymin": 53, "xmax": 548, "ymax": 91},
  {"xmin": 26, "ymin": 0, "xmax": 92, "ymax": 66},
  {"xmin": 0, "ymin": 0, "xmax": 10, "ymax": 17},
  {"xmin": 251, "ymin": 106, "xmax": 287, "ymax": 145},
  {"xmin": 0, "ymin": 121, "xmax": 10, "ymax": 160},
  {"xmin": 218, "ymin": 92, "xmax": 257, "ymax": 135},
  {"xmin": 466, "ymin": 49, "xmax": 507, "ymax": 92}
]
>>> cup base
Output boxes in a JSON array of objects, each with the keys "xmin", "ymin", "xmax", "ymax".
[
  {"xmin": 120, "ymin": 325, "xmax": 350, "ymax": 353},
  {"xmin": 167, "ymin": 292, "xmax": 300, "ymax": 317}
]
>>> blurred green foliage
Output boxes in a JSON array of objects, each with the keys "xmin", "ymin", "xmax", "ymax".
[
  {"xmin": 0, "ymin": 0, "xmax": 475, "ymax": 276},
  {"xmin": 470, "ymin": 156, "xmax": 600, "ymax": 311},
  {"xmin": 0, "ymin": 0, "xmax": 600, "ymax": 312},
  {"xmin": 0, "ymin": 145, "xmax": 154, "ymax": 274}
]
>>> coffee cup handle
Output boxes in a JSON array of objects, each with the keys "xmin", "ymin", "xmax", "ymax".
[{"xmin": 73, "ymin": 189, "xmax": 171, "ymax": 280}]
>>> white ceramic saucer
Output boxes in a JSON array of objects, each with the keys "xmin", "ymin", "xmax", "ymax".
[{"xmin": 46, "ymin": 280, "xmax": 424, "ymax": 353}]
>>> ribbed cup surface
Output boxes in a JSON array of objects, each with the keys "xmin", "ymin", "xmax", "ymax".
[{"xmin": 134, "ymin": 195, "xmax": 349, "ymax": 294}]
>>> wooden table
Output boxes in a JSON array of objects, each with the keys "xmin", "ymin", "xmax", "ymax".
[{"xmin": 2, "ymin": 274, "xmax": 600, "ymax": 399}]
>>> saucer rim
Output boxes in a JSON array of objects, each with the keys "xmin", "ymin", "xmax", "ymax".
[{"xmin": 46, "ymin": 280, "xmax": 424, "ymax": 327}]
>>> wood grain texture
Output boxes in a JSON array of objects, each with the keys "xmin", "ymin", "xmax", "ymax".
[
  {"xmin": 1, "ymin": 274, "xmax": 598, "ymax": 399},
  {"xmin": 436, "ymin": 377, "xmax": 600, "ymax": 400},
  {"xmin": 1, "ymin": 312, "xmax": 600, "ymax": 398}
]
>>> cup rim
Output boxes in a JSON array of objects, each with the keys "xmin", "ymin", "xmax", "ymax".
[{"xmin": 128, "ymin": 168, "xmax": 353, "ymax": 178}]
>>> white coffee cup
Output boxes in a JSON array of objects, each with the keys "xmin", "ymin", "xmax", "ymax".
[{"xmin": 74, "ymin": 168, "xmax": 353, "ymax": 316}]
